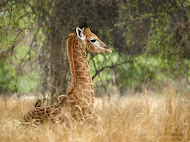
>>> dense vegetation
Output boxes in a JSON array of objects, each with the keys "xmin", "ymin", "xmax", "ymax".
[{"xmin": 0, "ymin": 0, "xmax": 190, "ymax": 98}]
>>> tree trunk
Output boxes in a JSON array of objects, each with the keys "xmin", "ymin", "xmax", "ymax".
[
  {"xmin": 49, "ymin": 2, "xmax": 71, "ymax": 103},
  {"xmin": 49, "ymin": 27, "xmax": 71, "ymax": 103}
]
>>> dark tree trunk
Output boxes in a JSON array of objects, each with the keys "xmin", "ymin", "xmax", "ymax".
[
  {"xmin": 49, "ymin": 2, "xmax": 71, "ymax": 103},
  {"xmin": 49, "ymin": 30, "xmax": 70, "ymax": 103}
]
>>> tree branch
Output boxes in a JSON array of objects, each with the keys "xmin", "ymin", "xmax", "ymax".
[
  {"xmin": 92, "ymin": 60, "xmax": 133, "ymax": 80},
  {"xmin": 0, "ymin": 30, "xmax": 24, "ymax": 59}
]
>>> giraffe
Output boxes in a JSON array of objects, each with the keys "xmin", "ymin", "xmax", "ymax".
[
  {"xmin": 22, "ymin": 23, "xmax": 112, "ymax": 125},
  {"xmin": 63, "ymin": 23, "xmax": 112, "ymax": 124}
]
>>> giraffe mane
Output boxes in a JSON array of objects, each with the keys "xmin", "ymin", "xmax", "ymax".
[{"xmin": 67, "ymin": 33, "xmax": 77, "ymax": 86}]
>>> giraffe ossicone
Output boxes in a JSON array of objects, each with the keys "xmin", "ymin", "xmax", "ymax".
[{"xmin": 22, "ymin": 23, "xmax": 112, "ymax": 126}]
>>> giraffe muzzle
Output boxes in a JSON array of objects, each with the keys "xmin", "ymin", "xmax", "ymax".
[{"xmin": 104, "ymin": 47, "xmax": 112, "ymax": 54}]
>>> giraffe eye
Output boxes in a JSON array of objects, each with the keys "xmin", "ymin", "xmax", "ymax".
[{"xmin": 90, "ymin": 39, "xmax": 96, "ymax": 43}]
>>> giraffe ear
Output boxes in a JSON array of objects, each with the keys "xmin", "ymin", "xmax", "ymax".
[{"xmin": 76, "ymin": 27, "xmax": 85, "ymax": 40}]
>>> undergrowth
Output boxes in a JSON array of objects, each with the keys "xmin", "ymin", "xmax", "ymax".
[{"xmin": 0, "ymin": 87, "xmax": 190, "ymax": 142}]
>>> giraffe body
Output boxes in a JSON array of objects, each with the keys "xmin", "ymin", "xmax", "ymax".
[{"xmin": 22, "ymin": 24, "xmax": 112, "ymax": 125}]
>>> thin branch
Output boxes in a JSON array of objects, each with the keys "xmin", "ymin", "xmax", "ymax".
[
  {"xmin": 90, "ymin": 53, "xmax": 98, "ymax": 75},
  {"xmin": 92, "ymin": 60, "xmax": 133, "ymax": 80},
  {"xmin": 14, "ymin": 28, "xmax": 41, "ymax": 96},
  {"xmin": 28, "ymin": 27, "xmax": 40, "ymax": 60},
  {"xmin": 0, "ymin": 30, "xmax": 24, "ymax": 59},
  {"xmin": 0, "ymin": 0, "xmax": 9, "ymax": 9}
]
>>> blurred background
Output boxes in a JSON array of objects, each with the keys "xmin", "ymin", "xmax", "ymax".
[{"xmin": 0, "ymin": 0, "xmax": 190, "ymax": 103}]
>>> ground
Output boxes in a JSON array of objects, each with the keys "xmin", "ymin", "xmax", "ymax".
[{"xmin": 0, "ymin": 88, "xmax": 190, "ymax": 142}]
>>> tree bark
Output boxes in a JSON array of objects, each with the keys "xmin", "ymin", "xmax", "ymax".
[{"xmin": 49, "ymin": 2, "xmax": 71, "ymax": 103}]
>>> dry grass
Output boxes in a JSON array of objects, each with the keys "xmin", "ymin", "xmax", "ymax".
[{"xmin": 0, "ymin": 88, "xmax": 190, "ymax": 142}]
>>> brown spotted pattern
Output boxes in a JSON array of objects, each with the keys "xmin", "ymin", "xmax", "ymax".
[{"xmin": 22, "ymin": 27, "xmax": 111, "ymax": 126}]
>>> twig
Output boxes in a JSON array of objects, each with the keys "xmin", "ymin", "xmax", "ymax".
[
  {"xmin": 28, "ymin": 27, "xmax": 40, "ymax": 60},
  {"xmin": 92, "ymin": 60, "xmax": 133, "ymax": 80},
  {"xmin": 0, "ymin": 30, "xmax": 24, "ymax": 59}
]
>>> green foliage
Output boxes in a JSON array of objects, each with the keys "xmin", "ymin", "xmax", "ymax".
[
  {"xmin": 147, "ymin": 15, "xmax": 190, "ymax": 78},
  {"xmin": 0, "ymin": 1, "xmax": 50, "ymax": 94},
  {"xmin": 0, "ymin": 57, "xmax": 40, "ymax": 94},
  {"xmin": 0, "ymin": 60, "xmax": 16, "ymax": 93},
  {"xmin": 116, "ymin": 55, "xmax": 166, "ymax": 90},
  {"xmin": 0, "ymin": 0, "xmax": 190, "ymax": 95},
  {"xmin": 17, "ymin": 71, "xmax": 39, "ymax": 93}
]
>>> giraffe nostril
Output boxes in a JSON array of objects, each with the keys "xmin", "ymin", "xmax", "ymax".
[{"xmin": 105, "ymin": 46, "xmax": 109, "ymax": 49}]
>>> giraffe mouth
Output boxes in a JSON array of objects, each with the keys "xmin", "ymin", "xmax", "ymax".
[{"xmin": 104, "ymin": 48, "xmax": 112, "ymax": 54}]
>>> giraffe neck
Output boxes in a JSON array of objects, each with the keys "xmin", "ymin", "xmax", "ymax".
[
  {"xmin": 74, "ymin": 40, "xmax": 92, "ymax": 85},
  {"xmin": 66, "ymin": 33, "xmax": 94, "ymax": 98}
]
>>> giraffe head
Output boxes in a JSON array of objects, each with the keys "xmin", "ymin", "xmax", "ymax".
[{"xmin": 76, "ymin": 25, "xmax": 112, "ymax": 54}]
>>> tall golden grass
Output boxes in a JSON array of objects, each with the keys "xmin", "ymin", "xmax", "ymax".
[{"xmin": 0, "ymin": 87, "xmax": 190, "ymax": 142}]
